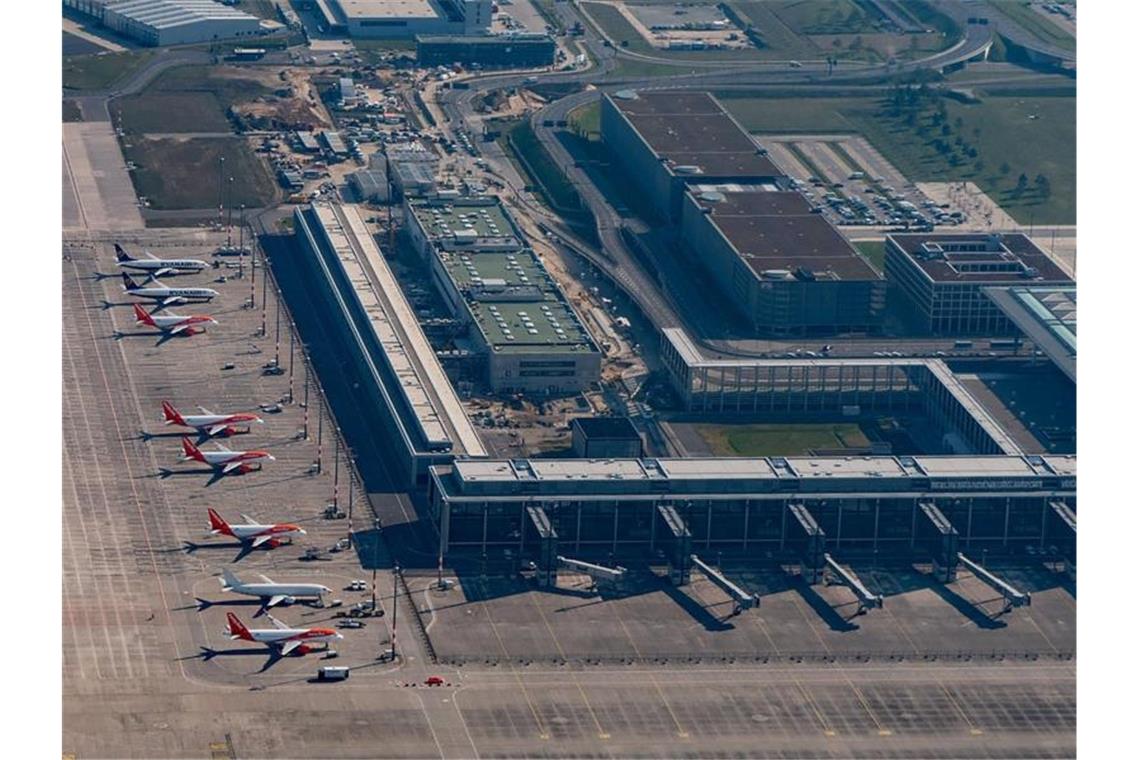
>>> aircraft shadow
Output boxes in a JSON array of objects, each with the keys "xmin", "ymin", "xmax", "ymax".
[
  {"xmin": 180, "ymin": 539, "xmax": 270, "ymax": 563},
  {"xmin": 193, "ymin": 646, "xmax": 294, "ymax": 673},
  {"xmin": 791, "ymin": 577, "xmax": 860, "ymax": 632}
]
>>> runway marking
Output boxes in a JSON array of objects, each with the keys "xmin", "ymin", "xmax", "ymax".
[
  {"xmin": 61, "ymin": 314, "xmax": 136, "ymax": 678},
  {"xmin": 61, "ymin": 448, "xmax": 93, "ymax": 682},
  {"xmin": 69, "ymin": 254, "xmax": 184, "ymax": 679},
  {"xmin": 524, "ymin": 592, "xmax": 610, "ymax": 739},
  {"xmin": 606, "ymin": 592, "xmax": 688, "ymax": 738},
  {"xmin": 842, "ymin": 676, "xmax": 892, "ymax": 737},
  {"xmin": 411, "ymin": 692, "xmax": 446, "ymax": 759},
  {"xmin": 939, "ymin": 682, "xmax": 983, "ymax": 736},
  {"xmin": 794, "ymin": 681, "xmax": 836, "ymax": 737}
]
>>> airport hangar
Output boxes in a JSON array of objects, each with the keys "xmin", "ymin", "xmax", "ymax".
[
  {"xmin": 64, "ymin": 0, "xmax": 264, "ymax": 46},
  {"xmin": 315, "ymin": 0, "xmax": 492, "ymax": 39},
  {"xmin": 600, "ymin": 90, "xmax": 885, "ymax": 337}
]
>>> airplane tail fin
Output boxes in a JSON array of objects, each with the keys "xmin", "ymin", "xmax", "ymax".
[
  {"xmin": 114, "ymin": 244, "xmax": 132, "ymax": 263},
  {"xmin": 207, "ymin": 508, "xmax": 232, "ymax": 536},
  {"xmin": 181, "ymin": 437, "xmax": 206, "ymax": 463},
  {"xmin": 162, "ymin": 401, "xmax": 185, "ymax": 426},
  {"xmin": 133, "ymin": 304, "xmax": 155, "ymax": 326},
  {"xmin": 226, "ymin": 613, "xmax": 254, "ymax": 641},
  {"xmin": 220, "ymin": 568, "xmax": 242, "ymax": 590},
  {"xmin": 121, "ymin": 272, "xmax": 140, "ymax": 291}
]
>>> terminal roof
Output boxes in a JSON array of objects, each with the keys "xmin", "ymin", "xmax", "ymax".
[{"xmin": 887, "ymin": 233, "xmax": 1073, "ymax": 284}]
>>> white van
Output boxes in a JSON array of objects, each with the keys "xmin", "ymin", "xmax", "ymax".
[{"xmin": 318, "ymin": 666, "xmax": 350, "ymax": 681}]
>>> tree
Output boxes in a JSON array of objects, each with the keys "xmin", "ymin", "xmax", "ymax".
[
  {"xmin": 954, "ymin": 117, "xmax": 964, "ymax": 130},
  {"xmin": 1015, "ymin": 173, "xmax": 1029, "ymax": 195},
  {"xmin": 1000, "ymin": 161, "xmax": 1011, "ymax": 176},
  {"xmin": 941, "ymin": 123, "xmax": 951, "ymax": 136},
  {"xmin": 974, "ymin": 158, "xmax": 985, "ymax": 173},
  {"xmin": 1034, "ymin": 173, "xmax": 1051, "ymax": 198}
]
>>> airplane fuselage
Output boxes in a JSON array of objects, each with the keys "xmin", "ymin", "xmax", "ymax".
[
  {"xmin": 247, "ymin": 628, "xmax": 341, "ymax": 647},
  {"xmin": 118, "ymin": 260, "xmax": 207, "ymax": 274},
  {"xmin": 127, "ymin": 286, "xmax": 218, "ymax": 303},
  {"xmin": 229, "ymin": 583, "xmax": 330, "ymax": 600},
  {"xmin": 228, "ymin": 524, "xmax": 304, "ymax": 542}
]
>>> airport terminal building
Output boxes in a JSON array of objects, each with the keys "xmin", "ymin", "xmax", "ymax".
[
  {"xmin": 429, "ymin": 454, "xmax": 1076, "ymax": 559},
  {"xmin": 323, "ymin": 0, "xmax": 491, "ymax": 39},
  {"xmin": 404, "ymin": 197, "xmax": 601, "ymax": 393},
  {"xmin": 67, "ymin": 0, "xmax": 264, "ymax": 46}
]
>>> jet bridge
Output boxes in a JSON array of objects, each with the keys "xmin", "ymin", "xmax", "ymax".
[
  {"xmin": 556, "ymin": 556, "xmax": 626, "ymax": 591},
  {"xmin": 525, "ymin": 505, "xmax": 558, "ymax": 588},
  {"xmin": 1048, "ymin": 500, "xmax": 1076, "ymax": 581},
  {"xmin": 690, "ymin": 555, "xmax": 759, "ymax": 613},
  {"xmin": 786, "ymin": 503, "xmax": 826, "ymax": 584},
  {"xmin": 918, "ymin": 502, "xmax": 960, "ymax": 582},
  {"xmin": 822, "ymin": 554, "xmax": 883, "ymax": 612},
  {"xmin": 655, "ymin": 504, "xmax": 692, "ymax": 586},
  {"xmin": 957, "ymin": 552, "xmax": 1031, "ymax": 612}
]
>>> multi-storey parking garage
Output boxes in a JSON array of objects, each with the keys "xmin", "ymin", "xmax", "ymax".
[{"xmin": 429, "ymin": 454, "xmax": 1076, "ymax": 562}]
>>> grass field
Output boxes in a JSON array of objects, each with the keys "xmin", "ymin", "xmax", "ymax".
[
  {"xmin": 63, "ymin": 50, "xmax": 155, "ymax": 91},
  {"xmin": 122, "ymin": 137, "xmax": 277, "ymax": 210},
  {"xmin": 720, "ymin": 93, "xmax": 1075, "ymax": 224},
  {"xmin": 568, "ymin": 102, "xmax": 601, "ymax": 138},
  {"xmin": 766, "ymin": 0, "xmax": 883, "ymax": 35},
  {"xmin": 112, "ymin": 92, "xmax": 233, "ymax": 133},
  {"xmin": 988, "ymin": 0, "xmax": 1076, "ymax": 52},
  {"xmin": 695, "ymin": 422, "xmax": 872, "ymax": 456},
  {"xmin": 504, "ymin": 120, "xmax": 586, "ymax": 214}
]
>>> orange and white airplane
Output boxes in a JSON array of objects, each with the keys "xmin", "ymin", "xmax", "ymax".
[
  {"xmin": 226, "ymin": 612, "xmax": 342, "ymax": 656},
  {"xmin": 133, "ymin": 303, "xmax": 216, "ymax": 336},
  {"xmin": 181, "ymin": 437, "xmax": 274, "ymax": 474},
  {"xmin": 207, "ymin": 508, "xmax": 305, "ymax": 548},
  {"xmin": 163, "ymin": 401, "xmax": 263, "ymax": 438}
]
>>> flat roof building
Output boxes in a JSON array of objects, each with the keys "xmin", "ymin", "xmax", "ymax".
[
  {"xmin": 330, "ymin": 0, "xmax": 491, "ymax": 38},
  {"xmin": 680, "ymin": 189, "xmax": 885, "ymax": 335},
  {"xmin": 294, "ymin": 202, "xmax": 486, "ymax": 487},
  {"xmin": 600, "ymin": 91, "xmax": 785, "ymax": 221},
  {"xmin": 885, "ymin": 233, "xmax": 1074, "ymax": 335},
  {"xmin": 429, "ymin": 454, "xmax": 1075, "ymax": 556},
  {"xmin": 571, "ymin": 417, "xmax": 644, "ymax": 459},
  {"xmin": 416, "ymin": 33, "xmax": 557, "ymax": 67},
  {"xmin": 404, "ymin": 197, "xmax": 601, "ymax": 394}
]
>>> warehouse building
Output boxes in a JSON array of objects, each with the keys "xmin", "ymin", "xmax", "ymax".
[
  {"xmin": 600, "ymin": 91, "xmax": 786, "ymax": 222},
  {"xmin": 416, "ymin": 33, "xmax": 557, "ymax": 67},
  {"xmin": 329, "ymin": 0, "xmax": 491, "ymax": 38},
  {"xmin": 87, "ymin": 0, "xmax": 263, "ymax": 46},
  {"xmin": 680, "ymin": 189, "xmax": 885, "ymax": 335},
  {"xmin": 404, "ymin": 197, "xmax": 601, "ymax": 393},
  {"xmin": 294, "ymin": 202, "xmax": 487, "ymax": 487},
  {"xmin": 885, "ymin": 233, "xmax": 1074, "ymax": 335},
  {"xmin": 428, "ymin": 454, "xmax": 1075, "ymax": 557}
]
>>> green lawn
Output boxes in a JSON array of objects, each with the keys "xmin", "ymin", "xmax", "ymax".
[
  {"xmin": 988, "ymin": 0, "xmax": 1076, "ymax": 52},
  {"xmin": 505, "ymin": 120, "xmax": 585, "ymax": 214},
  {"xmin": 568, "ymin": 101, "xmax": 600, "ymax": 138},
  {"xmin": 696, "ymin": 423, "xmax": 871, "ymax": 457},
  {"xmin": 719, "ymin": 93, "xmax": 1074, "ymax": 224},
  {"xmin": 767, "ymin": 0, "xmax": 883, "ymax": 35},
  {"xmin": 63, "ymin": 50, "xmax": 156, "ymax": 91},
  {"xmin": 122, "ymin": 137, "xmax": 277, "ymax": 210}
]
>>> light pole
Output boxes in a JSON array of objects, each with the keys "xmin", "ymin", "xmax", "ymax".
[
  {"xmin": 238, "ymin": 204, "xmax": 246, "ymax": 280},
  {"xmin": 273, "ymin": 289, "xmax": 282, "ymax": 368},
  {"xmin": 217, "ymin": 156, "xmax": 225, "ymax": 226},
  {"xmin": 302, "ymin": 354, "xmax": 310, "ymax": 438},
  {"xmin": 288, "ymin": 322, "xmax": 295, "ymax": 403},
  {"xmin": 260, "ymin": 250, "xmax": 268, "ymax": 337},
  {"xmin": 332, "ymin": 430, "xmax": 340, "ymax": 511},
  {"xmin": 390, "ymin": 562, "xmax": 400, "ymax": 660},
  {"xmin": 316, "ymin": 399, "xmax": 323, "ymax": 474}
]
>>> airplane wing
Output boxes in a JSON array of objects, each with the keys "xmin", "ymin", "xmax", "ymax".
[
  {"xmin": 153, "ymin": 267, "xmax": 174, "ymax": 278},
  {"xmin": 198, "ymin": 406, "xmax": 216, "ymax": 415},
  {"xmin": 257, "ymin": 573, "xmax": 275, "ymax": 585},
  {"xmin": 222, "ymin": 461, "xmax": 245, "ymax": 474},
  {"xmin": 279, "ymin": 640, "xmax": 303, "ymax": 656},
  {"xmin": 251, "ymin": 534, "xmax": 275, "ymax": 548},
  {"xmin": 206, "ymin": 424, "xmax": 229, "ymax": 436},
  {"xmin": 143, "ymin": 250, "xmax": 159, "ymax": 260},
  {"xmin": 158, "ymin": 296, "xmax": 186, "ymax": 308},
  {"xmin": 240, "ymin": 513, "xmax": 257, "ymax": 524},
  {"xmin": 169, "ymin": 323, "xmax": 193, "ymax": 335},
  {"xmin": 266, "ymin": 595, "xmax": 289, "ymax": 608},
  {"xmin": 268, "ymin": 615, "xmax": 289, "ymax": 630}
]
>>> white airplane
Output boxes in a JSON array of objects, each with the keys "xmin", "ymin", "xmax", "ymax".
[
  {"xmin": 133, "ymin": 303, "xmax": 216, "ymax": 336},
  {"xmin": 207, "ymin": 508, "xmax": 305, "ymax": 548},
  {"xmin": 163, "ymin": 401, "xmax": 263, "ymax": 437},
  {"xmin": 122, "ymin": 273, "xmax": 218, "ymax": 308},
  {"xmin": 181, "ymin": 437, "xmax": 274, "ymax": 474},
  {"xmin": 225, "ymin": 612, "xmax": 342, "ymax": 656},
  {"xmin": 115, "ymin": 243, "xmax": 207, "ymax": 277},
  {"xmin": 219, "ymin": 568, "xmax": 331, "ymax": 612}
]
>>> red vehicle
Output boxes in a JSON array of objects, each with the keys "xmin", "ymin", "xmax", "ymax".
[{"xmin": 424, "ymin": 676, "xmax": 445, "ymax": 687}]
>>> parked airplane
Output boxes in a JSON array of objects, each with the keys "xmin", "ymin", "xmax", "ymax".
[
  {"xmin": 207, "ymin": 508, "xmax": 305, "ymax": 548},
  {"xmin": 226, "ymin": 612, "xmax": 342, "ymax": 656},
  {"xmin": 115, "ymin": 243, "xmax": 207, "ymax": 277},
  {"xmin": 133, "ymin": 304, "xmax": 216, "ymax": 335},
  {"xmin": 219, "ymin": 568, "xmax": 331, "ymax": 612},
  {"xmin": 163, "ymin": 401, "xmax": 263, "ymax": 437},
  {"xmin": 122, "ymin": 273, "xmax": 218, "ymax": 308},
  {"xmin": 181, "ymin": 437, "xmax": 274, "ymax": 474}
]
